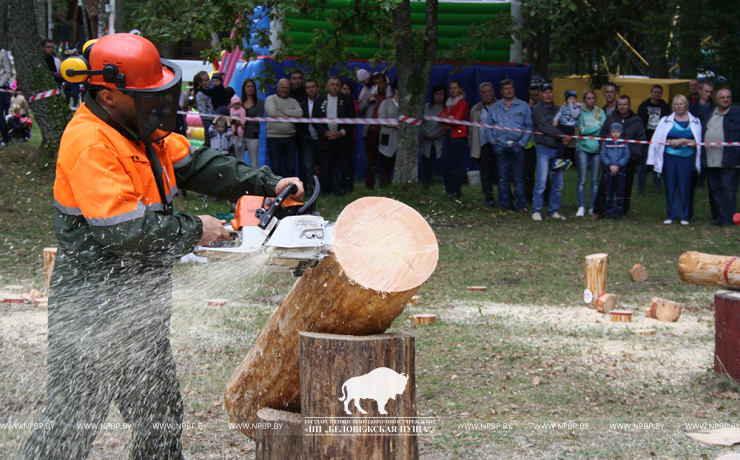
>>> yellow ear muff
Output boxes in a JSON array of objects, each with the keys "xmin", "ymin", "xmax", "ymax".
[
  {"xmin": 61, "ymin": 57, "xmax": 91, "ymax": 83},
  {"xmin": 82, "ymin": 39, "xmax": 98, "ymax": 61}
]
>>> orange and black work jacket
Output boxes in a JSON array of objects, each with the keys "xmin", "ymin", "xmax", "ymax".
[{"xmin": 53, "ymin": 92, "xmax": 281, "ymax": 272}]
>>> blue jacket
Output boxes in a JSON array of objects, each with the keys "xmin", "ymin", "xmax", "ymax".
[
  {"xmin": 702, "ymin": 105, "xmax": 740, "ymax": 166},
  {"xmin": 484, "ymin": 98, "xmax": 533, "ymax": 149},
  {"xmin": 600, "ymin": 138, "xmax": 630, "ymax": 169}
]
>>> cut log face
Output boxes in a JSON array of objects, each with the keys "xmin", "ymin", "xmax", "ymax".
[
  {"xmin": 647, "ymin": 298, "xmax": 681, "ymax": 322},
  {"xmin": 629, "ymin": 263, "xmax": 648, "ymax": 282},
  {"xmin": 224, "ymin": 197, "xmax": 438, "ymax": 439},
  {"xmin": 254, "ymin": 408, "xmax": 304, "ymax": 460},
  {"xmin": 300, "ymin": 332, "xmax": 417, "ymax": 460},
  {"xmin": 678, "ymin": 251, "xmax": 740, "ymax": 289},
  {"xmin": 585, "ymin": 254, "xmax": 608, "ymax": 307},
  {"xmin": 595, "ymin": 293, "xmax": 617, "ymax": 313}
]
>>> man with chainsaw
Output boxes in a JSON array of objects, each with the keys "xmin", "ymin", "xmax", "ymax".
[{"xmin": 19, "ymin": 33, "xmax": 303, "ymax": 460}]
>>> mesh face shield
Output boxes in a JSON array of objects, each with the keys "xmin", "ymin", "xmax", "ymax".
[{"xmin": 122, "ymin": 60, "xmax": 182, "ymax": 144}]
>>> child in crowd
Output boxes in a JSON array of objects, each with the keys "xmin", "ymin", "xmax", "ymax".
[
  {"xmin": 205, "ymin": 73, "xmax": 230, "ymax": 115},
  {"xmin": 6, "ymin": 103, "xmax": 33, "ymax": 141},
  {"xmin": 552, "ymin": 89, "xmax": 580, "ymax": 170},
  {"xmin": 229, "ymin": 95, "xmax": 246, "ymax": 157},
  {"xmin": 600, "ymin": 123, "xmax": 630, "ymax": 221},
  {"xmin": 208, "ymin": 116, "xmax": 233, "ymax": 156}
]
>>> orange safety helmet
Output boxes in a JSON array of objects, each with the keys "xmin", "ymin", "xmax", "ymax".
[{"xmin": 62, "ymin": 33, "xmax": 183, "ymax": 144}]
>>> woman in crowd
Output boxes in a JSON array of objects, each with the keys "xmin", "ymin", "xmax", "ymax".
[
  {"xmin": 377, "ymin": 80, "xmax": 400, "ymax": 187},
  {"xmin": 193, "ymin": 71, "xmax": 215, "ymax": 145},
  {"xmin": 647, "ymin": 94, "xmax": 702, "ymax": 225},
  {"xmin": 575, "ymin": 88, "xmax": 605, "ymax": 217},
  {"xmin": 240, "ymin": 78, "xmax": 264, "ymax": 167},
  {"xmin": 340, "ymin": 79, "xmax": 359, "ymax": 190},
  {"xmin": 420, "ymin": 84, "xmax": 446, "ymax": 189},
  {"xmin": 440, "ymin": 79, "xmax": 469, "ymax": 199}
]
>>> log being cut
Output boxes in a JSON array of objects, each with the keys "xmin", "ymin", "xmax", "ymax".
[{"xmin": 224, "ymin": 197, "xmax": 439, "ymax": 438}]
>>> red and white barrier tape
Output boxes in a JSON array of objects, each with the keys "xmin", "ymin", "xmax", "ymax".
[
  {"xmin": 183, "ymin": 109, "xmax": 740, "ymax": 147},
  {"xmin": 28, "ymin": 88, "xmax": 62, "ymax": 102}
]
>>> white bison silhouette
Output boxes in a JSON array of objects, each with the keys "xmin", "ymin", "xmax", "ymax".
[{"xmin": 338, "ymin": 367, "xmax": 409, "ymax": 415}]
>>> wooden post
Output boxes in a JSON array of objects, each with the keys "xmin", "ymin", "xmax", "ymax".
[
  {"xmin": 678, "ymin": 251, "xmax": 740, "ymax": 289},
  {"xmin": 585, "ymin": 254, "xmax": 608, "ymax": 307},
  {"xmin": 628, "ymin": 263, "xmax": 648, "ymax": 282},
  {"xmin": 300, "ymin": 332, "xmax": 418, "ymax": 460},
  {"xmin": 43, "ymin": 247, "xmax": 57, "ymax": 296},
  {"xmin": 225, "ymin": 197, "xmax": 438, "ymax": 439},
  {"xmin": 714, "ymin": 291, "xmax": 740, "ymax": 381},
  {"xmin": 254, "ymin": 408, "xmax": 304, "ymax": 460}
]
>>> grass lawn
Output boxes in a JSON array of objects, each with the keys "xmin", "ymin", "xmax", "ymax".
[{"xmin": 1, "ymin": 141, "xmax": 739, "ymax": 459}]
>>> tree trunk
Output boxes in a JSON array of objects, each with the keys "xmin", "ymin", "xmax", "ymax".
[
  {"xmin": 34, "ymin": 0, "xmax": 45, "ymax": 38},
  {"xmin": 300, "ymin": 331, "xmax": 418, "ymax": 460},
  {"xmin": 8, "ymin": 0, "xmax": 72, "ymax": 161},
  {"xmin": 392, "ymin": 0, "xmax": 437, "ymax": 185},
  {"xmin": 536, "ymin": 24, "xmax": 549, "ymax": 80},
  {"xmin": 224, "ymin": 197, "xmax": 438, "ymax": 439},
  {"xmin": 113, "ymin": 0, "xmax": 124, "ymax": 34}
]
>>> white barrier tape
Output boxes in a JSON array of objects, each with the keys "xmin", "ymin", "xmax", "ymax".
[{"xmin": 183, "ymin": 110, "xmax": 740, "ymax": 147}]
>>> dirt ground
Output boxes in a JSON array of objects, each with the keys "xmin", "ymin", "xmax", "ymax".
[{"xmin": 2, "ymin": 278, "xmax": 738, "ymax": 459}]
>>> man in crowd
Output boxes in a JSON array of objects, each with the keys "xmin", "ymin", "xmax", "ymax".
[
  {"xmin": 265, "ymin": 78, "xmax": 303, "ymax": 176},
  {"xmin": 637, "ymin": 84, "xmax": 670, "ymax": 194},
  {"xmin": 592, "ymin": 95, "xmax": 647, "ymax": 220},
  {"xmin": 602, "ymin": 82, "xmax": 619, "ymax": 117},
  {"xmin": 703, "ymin": 88, "xmax": 739, "ymax": 226},
  {"xmin": 525, "ymin": 83, "xmax": 543, "ymax": 203},
  {"xmin": 531, "ymin": 82, "xmax": 567, "ymax": 221},
  {"xmin": 469, "ymin": 82, "xmax": 498, "ymax": 208},
  {"xmin": 0, "ymin": 47, "xmax": 11, "ymax": 145},
  {"xmin": 41, "ymin": 38, "xmax": 63, "ymax": 88},
  {"xmin": 288, "ymin": 69, "xmax": 311, "ymax": 190},
  {"xmin": 19, "ymin": 33, "xmax": 303, "ymax": 460},
  {"xmin": 359, "ymin": 73, "xmax": 390, "ymax": 189},
  {"xmin": 312, "ymin": 75, "xmax": 357, "ymax": 195},
  {"xmin": 690, "ymin": 80, "xmax": 717, "ymax": 192},
  {"xmin": 689, "ymin": 78, "xmax": 701, "ymax": 106},
  {"xmin": 486, "ymin": 79, "xmax": 532, "ymax": 215},
  {"xmin": 299, "ymin": 79, "xmax": 320, "ymax": 192}
]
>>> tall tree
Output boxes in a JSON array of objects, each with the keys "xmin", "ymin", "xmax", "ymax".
[
  {"xmin": 7, "ymin": 0, "xmax": 72, "ymax": 160},
  {"xmin": 136, "ymin": 0, "xmax": 518, "ymax": 184}
]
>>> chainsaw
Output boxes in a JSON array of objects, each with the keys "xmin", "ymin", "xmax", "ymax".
[{"xmin": 195, "ymin": 177, "xmax": 333, "ymax": 276}]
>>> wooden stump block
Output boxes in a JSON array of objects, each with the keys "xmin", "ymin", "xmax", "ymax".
[
  {"xmin": 43, "ymin": 248, "xmax": 57, "ymax": 296},
  {"xmin": 254, "ymin": 408, "xmax": 304, "ymax": 460},
  {"xmin": 647, "ymin": 298, "xmax": 681, "ymax": 322},
  {"xmin": 633, "ymin": 329, "xmax": 656, "ymax": 336},
  {"xmin": 299, "ymin": 332, "xmax": 418, "ymax": 460},
  {"xmin": 225, "ymin": 197, "xmax": 438, "ymax": 439},
  {"xmin": 714, "ymin": 291, "xmax": 740, "ymax": 381},
  {"xmin": 410, "ymin": 314, "xmax": 436, "ymax": 325},
  {"xmin": 585, "ymin": 254, "xmax": 608, "ymax": 307},
  {"xmin": 609, "ymin": 310, "xmax": 632, "ymax": 322},
  {"xmin": 595, "ymin": 293, "xmax": 617, "ymax": 313},
  {"xmin": 628, "ymin": 263, "xmax": 648, "ymax": 282},
  {"xmin": 678, "ymin": 251, "xmax": 740, "ymax": 290}
]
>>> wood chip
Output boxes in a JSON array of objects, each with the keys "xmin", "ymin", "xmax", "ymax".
[
  {"xmin": 1, "ymin": 292, "xmax": 24, "ymax": 303},
  {"xmin": 686, "ymin": 428, "xmax": 740, "ymax": 447},
  {"xmin": 205, "ymin": 299, "xmax": 228, "ymax": 307},
  {"xmin": 467, "ymin": 286, "xmax": 487, "ymax": 291},
  {"xmin": 632, "ymin": 328, "xmax": 656, "ymax": 336},
  {"xmin": 4, "ymin": 285, "xmax": 24, "ymax": 290}
]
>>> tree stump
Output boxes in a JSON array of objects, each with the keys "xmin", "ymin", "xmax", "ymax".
[
  {"xmin": 300, "ymin": 331, "xmax": 417, "ymax": 460},
  {"xmin": 595, "ymin": 293, "xmax": 617, "ymax": 313},
  {"xmin": 678, "ymin": 251, "xmax": 740, "ymax": 290},
  {"xmin": 628, "ymin": 263, "xmax": 648, "ymax": 282},
  {"xmin": 254, "ymin": 408, "xmax": 304, "ymax": 460},
  {"xmin": 585, "ymin": 254, "xmax": 608, "ymax": 307},
  {"xmin": 225, "ymin": 197, "xmax": 438, "ymax": 439},
  {"xmin": 714, "ymin": 291, "xmax": 740, "ymax": 381},
  {"xmin": 43, "ymin": 247, "xmax": 57, "ymax": 296}
]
